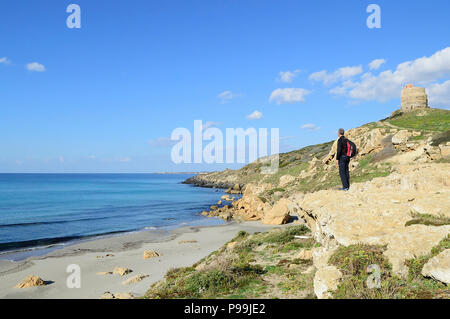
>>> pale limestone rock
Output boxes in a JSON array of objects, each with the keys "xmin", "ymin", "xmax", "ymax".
[
  {"xmin": 113, "ymin": 267, "xmax": 132, "ymax": 276},
  {"xmin": 100, "ymin": 291, "xmax": 134, "ymax": 299},
  {"xmin": 383, "ymin": 225, "xmax": 450, "ymax": 277},
  {"xmin": 439, "ymin": 144, "xmax": 450, "ymax": 158},
  {"xmin": 313, "ymin": 266, "xmax": 342, "ymax": 299},
  {"xmin": 261, "ymin": 198, "xmax": 291, "ymax": 225},
  {"xmin": 226, "ymin": 241, "xmax": 238, "ymax": 250},
  {"xmin": 297, "ymin": 249, "xmax": 313, "ymax": 260},
  {"xmin": 232, "ymin": 184, "xmax": 271, "ymax": 221},
  {"xmin": 278, "ymin": 174, "xmax": 295, "ymax": 187},
  {"xmin": 15, "ymin": 275, "xmax": 46, "ymax": 288},
  {"xmin": 122, "ymin": 274, "xmax": 149, "ymax": 285},
  {"xmin": 421, "ymin": 250, "xmax": 450, "ymax": 284},
  {"xmin": 99, "ymin": 292, "xmax": 115, "ymax": 299},
  {"xmin": 392, "ymin": 130, "xmax": 412, "ymax": 145},
  {"xmin": 312, "ymin": 247, "xmax": 336, "ymax": 269},
  {"xmin": 293, "ymin": 163, "xmax": 450, "ymax": 278},
  {"xmin": 143, "ymin": 250, "xmax": 160, "ymax": 259}
]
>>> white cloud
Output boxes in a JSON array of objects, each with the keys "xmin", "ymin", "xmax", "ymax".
[
  {"xmin": 330, "ymin": 47, "xmax": 450, "ymax": 102},
  {"xmin": 277, "ymin": 70, "xmax": 300, "ymax": 83},
  {"xmin": 218, "ymin": 90, "xmax": 239, "ymax": 103},
  {"xmin": 269, "ymin": 88, "xmax": 311, "ymax": 104},
  {"xmin": 301, "ymin": 123, "xmax": 321, "ymax": 131},
  {"xmin": 427, "ymin": 80, "xmax": 450, "ymax": 107},
  {"xmin": 369, "ymin": 59, "xmax": 386, "ymax": 70},
  {"xmin": 0, "ymin": 57, "xmax": 11, "ymax": 64},
  {"xmin": 26, "ymin": 62, "xmax": 46, "ymax": 72},
  {"xmin": 119, "ymin": 157, "xmax": 132, "ymax": 162},
  {"xmin": 246, "ymin": 110, "xmax": 263, "ymax": 120},
  {"xmin": 58, "ymin": 156, "xmax": 65, "ymax": 163},
  {"xmin": 309, "ymin": 65, "xmax": 363, "ymax": 85}
]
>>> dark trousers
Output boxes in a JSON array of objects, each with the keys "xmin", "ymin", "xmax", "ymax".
[{"xmin": 339, "ymin": 155, "xmax": 350, "ymax": 189}]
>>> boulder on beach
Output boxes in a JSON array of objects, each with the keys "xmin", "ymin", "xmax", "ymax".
[
  {"xmin": 143, "ymin": 250, "xmax": 160, "ymax": 259},
  {"xmin": 100, "ymin": 291, "xmax": 135, "ymax": 299},
  {"xmin": 15, "ymin": 275, "xmax": 46, "ymax": 288},
  {"xmin": 122, "ymin": 274, "xmax": 149, "ymax": 285},
  {"xmin": 113, "ymin": 267, "xmax": 132, "ymax": 276},
  {"xmin": 261, "ymin": 198, "xmax": 291, "ymax": 225}
]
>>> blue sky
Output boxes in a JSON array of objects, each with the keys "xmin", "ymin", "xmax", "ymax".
[{"xmin": 1, "ymin": 0, "xmax": 449, "ymax": 173}]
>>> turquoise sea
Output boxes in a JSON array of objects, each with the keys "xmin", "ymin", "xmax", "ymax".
[{"xmin": 0, "ymin": 174, "xmax": 226, "ymax": 258}]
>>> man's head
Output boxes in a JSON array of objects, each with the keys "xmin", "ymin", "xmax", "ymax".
[{"xmin": 338, "ymin": 128, "xmax": 345, "ymax": 137}]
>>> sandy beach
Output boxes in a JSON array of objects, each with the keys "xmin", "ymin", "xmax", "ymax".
[{"xmin": 0, "ymin": 221, "xmax": 283, "ymax": 299}]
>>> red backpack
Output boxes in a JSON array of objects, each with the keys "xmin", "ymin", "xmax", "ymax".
[{"xmin": 346, "ymin": 139, "xmax": 357, "ymax": 158}]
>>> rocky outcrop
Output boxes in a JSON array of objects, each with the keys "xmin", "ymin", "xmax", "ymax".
[
  {"xmin": 233, "ymin": 184, "xmax": 271, "ymax": 221},
  {"xmin": 313, "ymin": 266, "xmax": 342, "ymax": 299},
  {"xmin": 422, "ymin": 250, "xmax": 450, "ymax": 284},
  {"xmin": 15, "ymin": 275, "xmax": 46, "ymax": 288},
  {"xmin": 182, "ymin": 170, "xmax": 242, "ymax": 189},
  {"xmin": 279, "ymin": 175, "xmax": 295, "ymax": 187},
  {"xmin": 291, "ymin": 163, "xmax": 450, "ymax": 278},
  {"xmin": 261, "ymin": 198, "xmax": 291, "ymax": 225}
]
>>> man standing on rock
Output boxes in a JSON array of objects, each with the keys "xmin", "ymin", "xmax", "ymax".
[{"xmin": 335, "ymin": 128, "xmax": 350, "ymax": 191}]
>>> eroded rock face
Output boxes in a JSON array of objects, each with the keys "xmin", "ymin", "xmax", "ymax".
[
  {"xmin": 232, "ymin": 184, "xmax": 271, "ymax": 221},
  {"xmin": 15, "ymin": 275, "xmax": 46, "ymax": 288},
  {"xmin": 313, "ymin": 266, "xmax": 342, "ymax": 299},
  {"xmin": 422, "ymin": 250, "xmax": 450, "ymax": 284},
  {"xmin": 293, "ymin": 163, "xmax": 450, "ymax": 278},
  {"xmin": 261, "ymin": 198, "xmax": 291, "ymax": 225}
]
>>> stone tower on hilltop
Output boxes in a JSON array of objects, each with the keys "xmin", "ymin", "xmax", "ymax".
[{"xmin": 401, "ymin": 84, "xmax": 429, "ymax": 112}]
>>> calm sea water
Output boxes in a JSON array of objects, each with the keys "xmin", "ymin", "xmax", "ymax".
[{"xmin": 0, "ymin": 174, "xmax": 225, "ymax": 255}]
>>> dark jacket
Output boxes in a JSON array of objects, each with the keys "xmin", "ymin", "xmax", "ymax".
[{"xmin": 336, "ymin": 136, "xmax": 348, "ymax": 159}]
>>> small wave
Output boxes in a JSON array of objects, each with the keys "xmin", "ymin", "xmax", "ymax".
[{"xmin": 0, "ymin": 229, "xmax": 130, "ymax": 253}]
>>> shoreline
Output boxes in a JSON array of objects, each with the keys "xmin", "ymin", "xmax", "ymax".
[
  {"xmin": 0, "ymin": 220, "xmax": 285, "ymax": 299},
  {"xmin": 0, "ymin": 216, "xmax": 226, "ymax": 262}
]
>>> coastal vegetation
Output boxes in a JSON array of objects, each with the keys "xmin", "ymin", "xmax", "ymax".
[
  {"xmin": 145, "ymin": 226, "xmax": 317, "ymax": 299},
  {"xmin": 329, "ymin": 239, "xmax": 449, "ymax": 299}
]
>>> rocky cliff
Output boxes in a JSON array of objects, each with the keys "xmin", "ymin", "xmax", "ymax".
[{"xmin": 179, "ymin": 108, "xmax": 450, "ymax": 298}]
